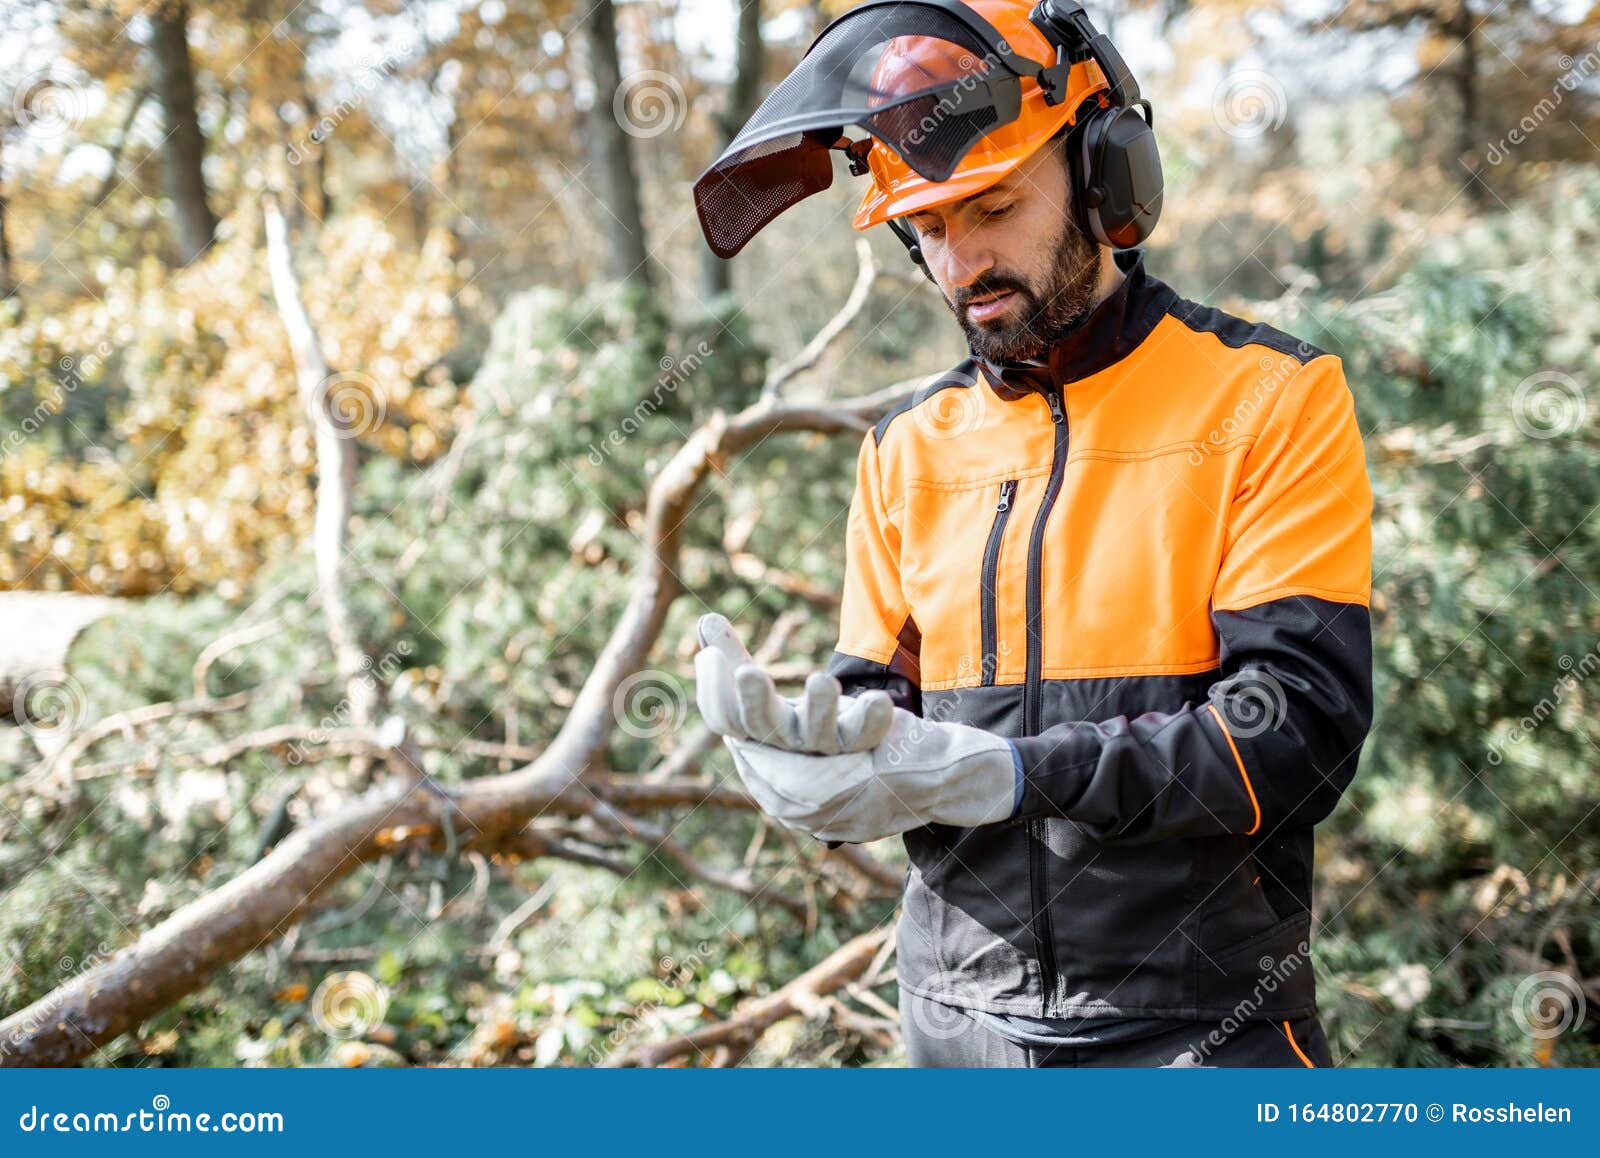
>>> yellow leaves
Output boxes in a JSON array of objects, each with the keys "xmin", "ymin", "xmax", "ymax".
[
  {"xmin": 3, "ymin": 203, "xmax": 463, "ymax": 596},
  {"xmin": 141, "ymin": 1029, "xmax": 180, "ymax": 1056}
]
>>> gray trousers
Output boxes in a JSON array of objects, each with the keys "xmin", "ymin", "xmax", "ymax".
[{"xmin": 899, "ymin": 988, "xmax": 1333, "ymax": 1068}]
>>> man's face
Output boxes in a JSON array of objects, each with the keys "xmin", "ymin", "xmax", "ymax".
[{"xmin": 904, "ymin": 142, "xmax": 1103, "ymax": 364}]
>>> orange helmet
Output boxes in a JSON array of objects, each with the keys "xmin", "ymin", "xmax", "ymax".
[
  {"xmin": 693, "ymin": 0, "xmax": 1157, "ymax": 259},
  {"xmin": 852, "ymin": 0, "xmax": 1109, "ymax": 232}
]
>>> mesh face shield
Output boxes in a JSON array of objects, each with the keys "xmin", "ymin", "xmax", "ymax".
[{"xmin": 693, "ymin": 2, "xmax": 1048, "ymax": 259}]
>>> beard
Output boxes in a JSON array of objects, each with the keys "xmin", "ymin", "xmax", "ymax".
[{"xmin": 948, "ymin": 214, "xmax": 1103, "ymax": 364}]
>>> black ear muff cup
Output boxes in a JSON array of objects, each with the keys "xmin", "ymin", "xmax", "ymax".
[{"xmin": 1076, "ymin": 102, "xmax": 1163, "ymax": 250}]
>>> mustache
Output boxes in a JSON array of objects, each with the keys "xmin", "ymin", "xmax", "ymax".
[{"xmin": 952, "ymin": 275, "xmax": 1033, "ymax": 310}]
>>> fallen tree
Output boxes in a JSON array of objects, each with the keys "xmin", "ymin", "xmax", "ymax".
[{"xmin": 0, "ymin": 361, "xmax": 923, "ymax": 1067}]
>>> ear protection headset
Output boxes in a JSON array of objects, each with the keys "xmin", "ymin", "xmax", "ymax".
[{"xmin": 887, "ymin": 0, "xmax": 1164, "ymax": 279}]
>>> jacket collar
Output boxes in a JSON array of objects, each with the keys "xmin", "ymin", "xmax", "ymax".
[{"xmin": 973, "ymin": 248, "xmax": 1175, "ymax": 400}]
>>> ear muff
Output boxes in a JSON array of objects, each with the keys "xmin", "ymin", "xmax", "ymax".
[
  {"xmin": 1073, "ymin": 99, "xmax": 1163, "ymax": 249},
  {"xmin": 1029, "ymin": 0, "xmax": 1165, "ymax": 250}
]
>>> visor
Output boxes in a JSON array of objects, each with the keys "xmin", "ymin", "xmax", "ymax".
[{"xmin": 693, "ymin": 1, "xmax": 1060, "ymax": 259}]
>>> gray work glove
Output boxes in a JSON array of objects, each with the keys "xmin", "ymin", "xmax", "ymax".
[
  {"xmin": 694, "ymin": 613, "xmax": 894, "ymax": 754},
  {"xmin": 725, "ymin": 709, "xmax": 1020, "ymax": 845}
]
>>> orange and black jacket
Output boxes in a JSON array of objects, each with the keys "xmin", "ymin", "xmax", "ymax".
[{"xmin": 828, "ymin": 248, "xmax": 1373, "ymax": 1020}]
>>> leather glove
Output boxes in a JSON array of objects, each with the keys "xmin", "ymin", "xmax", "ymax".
[
  {"xmin": 726, "ymin": 709, "xmax": 1020, "ymax": 845},
  {"xmin": 694, "ymin": 613, "xmax": 893, "ymax": 754}
]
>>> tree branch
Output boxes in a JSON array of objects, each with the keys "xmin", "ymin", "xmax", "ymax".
[
  {"xmin": 602, "ymin": 926, "xmax": 893, "ymax": 1067},
  {"xmin": 0, "ymin": 379, "xmax": 917, "ymax": 1067}
]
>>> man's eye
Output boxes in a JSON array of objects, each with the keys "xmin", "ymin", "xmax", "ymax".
[
  {"xmin": 915, "ymin": 222, "xmax": 944, "ymax": 239},
  {"xmin": 981, "ymin": 203, "xmax": 1016, "ymax": 221}
]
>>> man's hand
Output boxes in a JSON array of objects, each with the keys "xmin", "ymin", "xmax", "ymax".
[
  {"xmin": 726, "ymin": 710, "xmax": 1020, "ymax": 845},
  {"xmin": 694, "ymin": 613, "xmax": 893, "ymax": 754}
]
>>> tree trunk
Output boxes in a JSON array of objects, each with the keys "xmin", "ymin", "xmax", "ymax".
[
  {"xmin": 700, "ymin": 0, "xmax": 765, "ymax": 300},
  {"xmin": 262, "ymin": 197, "xmax": 377, "ymax": 749},
  {"xmin": 581, "ymin": 0, "xmax": 653, "ymax": 289},
  {"xmin": 1450, "ymin": 9, "xmax": 1488, "ymax": 206},
  {"xmin": 0, "ymin": 137, "xmax": 15, "ymax": 301},
  {"xmin": 150, "ymin": 0, "xmax": 218, "ymax": 264}
]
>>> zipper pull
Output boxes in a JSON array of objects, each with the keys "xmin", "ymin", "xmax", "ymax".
[
  {"xmin": 997, "ymin": 479, "xmax": 1015, "ymax": 512},
  {"xmin": 1045, "ymin": 389, "xmax": 1065, "ymax": 424}
]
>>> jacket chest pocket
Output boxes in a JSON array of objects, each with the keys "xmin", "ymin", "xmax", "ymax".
[
  {"xmin": 1039, "ymin": 454, "xmax": 1229, "ymax": 678},
  {"xmin": 899, "ymin": 477, "xmax": 1039, "ymax": 691}
]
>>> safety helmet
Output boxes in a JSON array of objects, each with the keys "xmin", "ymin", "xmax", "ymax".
[{"xmin": 693, "ymin": 0, "xmax": 1163, "ymax": 262}]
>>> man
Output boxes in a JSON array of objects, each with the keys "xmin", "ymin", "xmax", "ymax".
[{"xmin": 691, "ymin": 0, "xmax": 1372, "ymax": 1068}]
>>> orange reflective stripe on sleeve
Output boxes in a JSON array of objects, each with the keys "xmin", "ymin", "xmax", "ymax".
[{"xmin": 1205, "ymin": 702, "xmax": 1261, "ymax": 836}]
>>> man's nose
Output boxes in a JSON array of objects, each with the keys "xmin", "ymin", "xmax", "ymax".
[{"xmin": 941, "ymin": 225, "xmax": 995, "ymax": 291}]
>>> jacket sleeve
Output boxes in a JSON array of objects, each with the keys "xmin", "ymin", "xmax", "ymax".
[
  {"xmin": 826, "ymin": 429, "xmax": 923, "ymax": 716},
  {"xmin": 1010, "ymin": 355, "xmax": 1373, "ymax": 843}
]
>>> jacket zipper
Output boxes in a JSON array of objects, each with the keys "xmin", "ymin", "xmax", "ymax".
[
  {"xmin": 1025, "ymin": 386, "xmax": 1069, "ymax": 1007},
  {"xmin": 979, "ymin": 479, "xmax": 1016, "ymax": 686}
]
